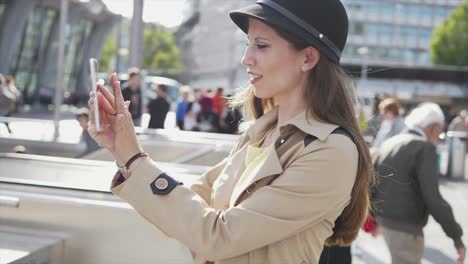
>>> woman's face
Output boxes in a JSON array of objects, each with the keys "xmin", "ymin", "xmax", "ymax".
[{"xmin": 241, "ymin": 18, "xmax": 307, "ymax": 99}]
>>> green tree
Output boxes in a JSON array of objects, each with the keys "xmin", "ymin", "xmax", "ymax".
[
  {"xmin": 143, "ymin": 24, "xmax": 182, "ymax": 74},
  {"xmin": 99, "ymin": 31, "xmax": 117, "ymax": 72},
  {"xmin": 430, "ymin": 3, "xmax": 468, "ymax": 66}
]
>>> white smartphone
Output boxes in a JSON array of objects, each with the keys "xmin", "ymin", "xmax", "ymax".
[{"xmin": 89, "ymin": 58, "xmax": 101, "ymax": 131}]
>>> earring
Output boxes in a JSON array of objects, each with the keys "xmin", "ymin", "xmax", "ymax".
[{"xmin": 301, "ymin": 66, "xmax": 306, "ymax": 71}]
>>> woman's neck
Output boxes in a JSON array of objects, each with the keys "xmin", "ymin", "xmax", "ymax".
[{"xmin": 275, "ymin": 93, "xmax": 307, "ymax": 127}]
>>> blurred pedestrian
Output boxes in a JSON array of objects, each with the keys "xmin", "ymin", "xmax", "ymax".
[
  {"xmin": 0, "ymin": 73, "xmax": 15, "ymax": 133},
  {"xmin": 372, "ymin": 93, "xmax": 381, "ymax": 116},
  {"xmin": 5, "ymin": 75, "xmax": 21, "ymax": 113},
  {"xmin": 194, "ymin": 95, "xmax": 219, "ymax": 133},
  {"xmin": 121, "ymin": 68, "xmax": 143, "ymax": 125},
  {"xmin": 448, "ymin": 109, "xmax": 467, "ymax": 133},
  {"xmin": 147, "ymin": 84, "xmax": 170, "ymax": 129},
  {"xmin": 372, "ymin": 102, "xmax": 465, "ymax": 264},
  {"xmin": 75, "ymin": 108, "xmax": 100, "ymax": 157},
  {"xmin": 175, "ymin": 85, "xmax": 191, "ymax": 130},
  {"xmin": 199, "ymin": 89, "xmax": 214, "ymax": 114},
  {"xmin": 372, "ymin": 98, "xmax": 406, "ymax": 149},
  {"xmin": 183, "ymin": 88, "xmax": 201, "ymax": 131},
  {"xmin": 212, "ymin": 87, "xmax": 225, "ymax": 117}
]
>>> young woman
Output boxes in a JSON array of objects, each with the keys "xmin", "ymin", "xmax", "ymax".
[{"xmin": 88, "ymin": 0, "xmax": 372, "ymax": 263}]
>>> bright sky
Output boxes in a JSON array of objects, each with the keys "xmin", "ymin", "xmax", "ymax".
[{"xmin": 103, "ymin": 0, "xmax": 185, "ymax": 28}]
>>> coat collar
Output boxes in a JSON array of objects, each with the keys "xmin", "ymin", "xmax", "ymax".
[
  {"xmin": 246, "ymin": 106, "xmax": 339, "ymax": 142},
  {"xmin": 408, "ymin": 127, "xmax": 428, "ymax": 141},
  {"xmin": 233, "ymin": 106, "xmax": 338, "ymax": 207}
]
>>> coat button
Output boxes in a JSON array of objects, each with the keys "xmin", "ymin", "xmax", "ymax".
[{"xmin": 154, "ymin": 178, "xmax": 169, "ymax": 190}]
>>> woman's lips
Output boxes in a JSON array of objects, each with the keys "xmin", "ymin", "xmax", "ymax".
[{"xmin": 248, "ymin": 72, "xmax": 262, "ymax": 84}]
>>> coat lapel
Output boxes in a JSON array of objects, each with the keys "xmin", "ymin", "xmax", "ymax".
[
  {"xmin": 230, "ymin": 147, "xmax": 283, "ymax": 207},
  {"xmin": 227, "ymin": 106, "xmax": 340, "ymax": 207}
]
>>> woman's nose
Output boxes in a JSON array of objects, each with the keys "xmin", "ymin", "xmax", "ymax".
[{"xmin": 241, "ymin": 47, "xmax": 254, "ymax": 67}]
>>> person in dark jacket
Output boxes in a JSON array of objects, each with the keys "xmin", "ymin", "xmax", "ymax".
[
  {"xmin": 372, "ymin": 102, "xmax": 465, "ymax": 264},
  {"xmin": 147, "ymin": 84, "xmax": 170, "ymax": 129},
  {"xmin": 121, "ymin": 68, "xmax": 142, "ymax": 125}
]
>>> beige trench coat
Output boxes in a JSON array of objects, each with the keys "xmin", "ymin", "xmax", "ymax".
[{"xmin": 111, "ymin": 106, "xmax": 358, "ymax": 264}]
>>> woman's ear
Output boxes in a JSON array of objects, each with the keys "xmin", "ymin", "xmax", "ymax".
[{"xmin": 301, "ymin": 47, "xmax": 320, "ymax": 72}]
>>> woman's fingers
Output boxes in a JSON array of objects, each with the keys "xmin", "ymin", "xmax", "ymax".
[
  {"xmin": 111, "ymin": 73, "xmax": 125, "ymax": 115},
  {"xmin": 97, "ymin": 84, "xmax": 115, "ymax": 109},
  {"xmin": 97, "ymin": 92, "xmax": 115, "ymax": 115}
]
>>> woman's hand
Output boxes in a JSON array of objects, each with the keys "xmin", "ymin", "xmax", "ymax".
[{"xmin": 88, "ymin": 73, "xmax": 143, "ymax": 165}]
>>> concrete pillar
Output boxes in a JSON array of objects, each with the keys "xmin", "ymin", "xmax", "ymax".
[
  {"xmin": 75, "ymin": 14, "xmax": 120, "ymax": 97},
  {"xmin": 129, "ymin": 0, "xmax": 144, "ymax": 68},
  {"xmin": 0, "ymin": 0, "xmax": 35, "ymax": 75}
]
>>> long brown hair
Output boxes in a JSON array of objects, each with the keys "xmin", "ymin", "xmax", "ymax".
[{"xmin": 230, "ymin": 25, "xmax": 373, "ymax": 246}]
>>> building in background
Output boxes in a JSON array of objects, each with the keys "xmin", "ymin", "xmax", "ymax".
[
  {"xmin": 0, "ymin": 0, "xmax": 119, "ymax": 105},
  {"xmin": 176, "ymin": 0, "xmax": 253, "ymax": 90},
  {"xmin": 343, "ymin": 0, "xmax": 458, "ymax": 66},
  {"xmin": 176, "ymin": 0, "xmax": 467, "ymax": 110},
  {"xmin": 341, "ymin": 0, "xmax": 467, "ymax": 109}
]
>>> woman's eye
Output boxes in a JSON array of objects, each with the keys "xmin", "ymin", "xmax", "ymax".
[{"xmin": 244, "ymin": 42, "xmax": 268, "ymax": 49}]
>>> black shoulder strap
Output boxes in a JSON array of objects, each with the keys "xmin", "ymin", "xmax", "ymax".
[
  {"xmin": 331, "ymin": 127, "xmax": 355, "ymax": 144},
  {"xmin": 304, "ymin": 127, "xmax": 355, "ymax": 147},
  {"xmin": 268, "ymin": 127, "xmax": 356, "ymax": 186}
]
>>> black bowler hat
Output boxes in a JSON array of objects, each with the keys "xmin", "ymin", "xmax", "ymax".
[{"xmin": 229, "ymin": 0, "xmax": 348, "ymax": 64}]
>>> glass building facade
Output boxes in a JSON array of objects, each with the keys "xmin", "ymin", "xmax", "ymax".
[
  {"xmin": 0, "ymin": 0, "xmax": 119, "ymax": 105},
  {"xmin": 342, "ymin": 0, "xmax": 462, "ymax": 65},
  {"xmin": 9, "ymin": 7, "xmax": 59, "ymax": 102}
]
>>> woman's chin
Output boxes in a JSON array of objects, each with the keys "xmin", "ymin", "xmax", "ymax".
[{"xmin": 252, "ymin": 86, "xmax": 271, "ymax": 99}]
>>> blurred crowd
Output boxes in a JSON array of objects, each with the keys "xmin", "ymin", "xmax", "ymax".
[
  {"xmin": 174, "ymin": 86, "xmax": 242, "ymax": 134},
  {"xmin": 115, "ymin": 68, "xmax": 243, "ymax": 135}
]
